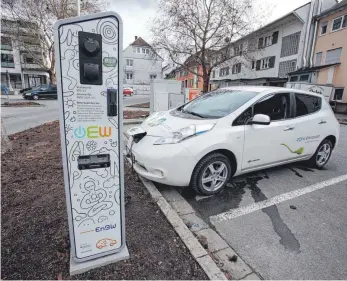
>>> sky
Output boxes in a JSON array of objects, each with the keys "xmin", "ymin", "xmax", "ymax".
[{"xmin": 107, "ymin": 0, "xmax": 328, "ymax": 49}]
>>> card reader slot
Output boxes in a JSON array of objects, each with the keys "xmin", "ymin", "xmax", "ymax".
[{"xmin": 78, "ymin": 154, "xmax": 110, "ymax": 170}]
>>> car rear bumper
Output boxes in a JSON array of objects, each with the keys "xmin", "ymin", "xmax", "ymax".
[{"xmin": 127, "ymin": 136, "xmax": 197, "ymax": 186}]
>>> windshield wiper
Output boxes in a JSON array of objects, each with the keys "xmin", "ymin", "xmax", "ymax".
[{"xmin": 181, "ymin": 108, "xmax": 207, "ymax": 118}]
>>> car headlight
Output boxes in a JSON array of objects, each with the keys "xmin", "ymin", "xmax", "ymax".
[
  {"xmin": 154, "ymin": 124, "xmax": 215, "ymax": 145},
  {"xmin": 25, "ymin": 93, "xmax": 31, "ymax": 96}
]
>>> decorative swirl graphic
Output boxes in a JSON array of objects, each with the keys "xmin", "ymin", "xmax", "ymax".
[{"xmin": 97, "ymin": 19, "xmax": 118, "ymax": 44}]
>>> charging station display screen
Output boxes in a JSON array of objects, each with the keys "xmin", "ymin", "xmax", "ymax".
[{"xmin": 56, "ymin": 14, "xmax": 124, "ymax": 261}]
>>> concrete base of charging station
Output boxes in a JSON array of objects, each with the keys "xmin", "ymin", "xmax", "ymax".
[{"xmin": 70, "ymin": 245, "xmax": 130, "ymax": 276}]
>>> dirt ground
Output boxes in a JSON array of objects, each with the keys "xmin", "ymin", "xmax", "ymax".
[
  {"xmin": 1, "ymin": 101, "xmax": 41, "ymax": 107},
  {"xmin": 1, "ymin": 121, "xmax": 207, "ymax": 280}
]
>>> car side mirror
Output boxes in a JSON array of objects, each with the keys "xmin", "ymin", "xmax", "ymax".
[{"xmin": 249, "ymin": 114, "xmax": 271, "ymax": 125}]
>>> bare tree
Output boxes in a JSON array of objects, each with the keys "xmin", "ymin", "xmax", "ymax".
[
  {"xmin": 1, "ymin": 0, "xmax": 101, "ymax": 84},
  {"xmin": 151, "ymin": 0, "xmax": 263, "ymax": 92}
]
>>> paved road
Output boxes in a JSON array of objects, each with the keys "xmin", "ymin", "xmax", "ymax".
[
  {"xmin": 1, "ymin": 95, "xmax": 149, "ymax": 135},
  {"xmin": 157, "ymin": 125, "xmax": 347, "ymax": 280}
]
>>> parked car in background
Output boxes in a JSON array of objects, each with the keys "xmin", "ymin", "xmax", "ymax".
[
  {"xmin": 20, "ymin": 87, "xmax": 33, "ymax": 94},
  {"xmin": 23, "ymin": 84, "xmax": 57, "ymax": 100},
  {"xmin": 123, "ymin": 87, "xmax": 133, "ymax": 96},
  {"xmin": 127, "ymin": 86, "xmax": 340, "ymax": 195}
]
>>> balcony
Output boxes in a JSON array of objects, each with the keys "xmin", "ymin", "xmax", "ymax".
[
  {"xmin": 1, "ymin": 62, "xmax": 15, "ymax": 68},
  {"xmin": 21, "ymin": 63, "xmax": 46, "ymax": 71}
]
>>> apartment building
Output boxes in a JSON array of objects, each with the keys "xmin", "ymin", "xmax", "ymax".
[
  {"xmin": 123, "ymin": 36, "xmax": 163, "ymax": 95},
  {"xmin": 1, "ymin": 19, "xmax": 49, "ymax": 91},
  {"xmin": 175, "ymin": 65, "xmax": 204, "ymax": 90},
  {"xmin": 287, "ymin": 0, "xmax": 347, "ymax": 108},
  {"xmin": 210, "ymin": 0, "xmax": 336, "ymax": 89}
]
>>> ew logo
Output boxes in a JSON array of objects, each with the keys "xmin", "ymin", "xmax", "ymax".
[{"xmin": 74, "ymin": 126, "xmax": 112, "ymax": 138}]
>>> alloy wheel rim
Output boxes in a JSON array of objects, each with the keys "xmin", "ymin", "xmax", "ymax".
[
  {"xmin": 316, "ymin": 143, "xmax": 331, "ymax": 166},
  {"xmin": 201, "ymin": 161, "xmax": 228, "ymax": 191}
]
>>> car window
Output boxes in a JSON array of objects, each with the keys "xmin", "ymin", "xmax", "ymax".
[
  {"xmin": 295, "ymin": 93, "xmax": 321, "ymax": 117},
  {"xmin": 40, "ymin": 85, "xmax": 49, "ymax": 90},
  {"xmin": 253, "ymin": 93, "xmax": 291, "ymax": 121},
  {"xmin": 181, "ymin": 90, "xmax": 259, "ymax": 118},
  {"xmin": 233, "ymin": 107, "xmax": 253, "ymax": 126}
]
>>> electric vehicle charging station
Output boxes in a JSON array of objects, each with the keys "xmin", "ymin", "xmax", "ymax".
[{"xmin": 54, "ymin": 12, "xmax": 128, "ymax": 272}]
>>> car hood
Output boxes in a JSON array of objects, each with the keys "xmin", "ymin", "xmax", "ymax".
[{"xmin": 136, "ymin": 111, "xmax": 216, "ymax": 137}]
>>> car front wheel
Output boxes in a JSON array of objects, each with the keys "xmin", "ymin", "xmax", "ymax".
[
  {"xmin": 33, "ymin": 95, "xmax": 39, "ymax": 100},
  {"xmin": 308, "ymin": 139, "xmax": 333, "ymax": 169},
  {"xmin": 190, "ymin": 152, "xmax": 232, "ymax": 195}
]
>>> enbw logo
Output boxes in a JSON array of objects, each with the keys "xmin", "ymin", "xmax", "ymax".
[
  {"xmin": 95, "ymin": 223, "xmax": 116, "ymax": 232},
  {"xmin": 74, "ymin": 126, "xmax": 112, "ymax": 138}
]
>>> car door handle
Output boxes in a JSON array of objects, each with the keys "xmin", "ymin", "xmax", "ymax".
[
  {"xmin": 319, "ymin": 120, "xmax": 326, "ymax": 124},
  {"xmin": 284, "ymin": 126, "xmax": 295, "ymax": 131}
]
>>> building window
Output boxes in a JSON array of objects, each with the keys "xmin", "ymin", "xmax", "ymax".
[
  {"xmin": 325, "ymin": 48, "xmax": 342, "ymax": 64},
  {"xmin": 234, "ymin": 44, "xmax": 242, "ymax": 56},
  {"xmin": 280, "ymin": 31, "xmax": 300, "ymax": 58},
  {"xmin": 258, "ymin": 31, "xmax": 279, "ymax": 49},
  {"xmin": 315, "ymin": 52, "xmax": 322, "ymax": 66},
  {"xmin": 278, "ymin": 59, "xmax": 297, "ymax": 78},
  {"xmin": 146, "ymin": 49, "xmax": 150, "ymax": 54},
  {"xmin": 256, "ymin": 56, "xmax": 275, "ymax": 70},
  {"xmin": 251, "ymin": 61, "xmax": 255, "ymax": 69},
  {"xmin": 320, "ymin": 22, "xmax": 328, "ymax": 35},
  {"xmin": 264, "ymin": 35, "xmax": 272, "ymax": 47},
  {"xmin": 261, "ymin": 58, "xmax": 270, "ymax": 69},
  {"xmin": 136, "ymin": 47, "xmax": 141, "ymax": 53},
  {"xmin": 1, "ymin": 36, "xmax": 12, "ymax": 50},
  {"xmin": 150, "ymin": 74, "xmax": 157, "ymax": 80},
  {"xmin": 333, "ymin": 88, "xmax": 344, "ymax": 100},
  {"xmin": 290, "ymin": 76, "xmax": 298, "ymax": 82},
  {"xmin": 1, "ymin": 53, "xmax": 14, "ymax": 67},
  {"xmin": 219, "ymin": 67, "xmax": 229, "ymax": 77},
  {"xmin": 142, "ymin": 48, "xmax": 146, "ymax": 54},
  {"xmin": 126, "ymin": 73, "xmax": 133, "ymax": 80},
  {"xmin": 232, "ymin": 63, "xmax": 241, "ymax": 74},
  {"xmin": 126, "ymin": 59, "xmax": 133, "ymax": 66},
  {"xmin": 23, "ymin": 54, "xmax": 35, "ymax": 64},
  {"xmin": 190, "ymin": 79, "xmax": 194, "ymax": 86},
  {"xmin": 332, "ymin": 15, "xmax": 347, "ymax": 31},
  {"xmin": 299, "ymin": 74, "xmax": 309, "ymax": 81},
  {"xmin": 212, "ymin": 70, "xmax": 215, "ymax": 78}
]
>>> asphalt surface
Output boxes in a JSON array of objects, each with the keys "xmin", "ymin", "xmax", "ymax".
[
  {"xmin": 157, "ymin": 125, "xmax": 347, "ymax": 280},
  {"xmin": 1, "ymin": 95, "xmax": 149, "ymax": 135}
]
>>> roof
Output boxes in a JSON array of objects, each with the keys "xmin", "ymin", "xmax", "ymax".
[
  {"xmin": 216, "ymin": 85, "xmax": 283, "ymax": 93},
  {"xmin": 230, "ymin": 3, "xmax": 309, "ymax": 45},
  {"xmin": 217, "ymin": 85, "xmax": 324, "ymax": 97},
  {"xmin": 317, "ymin": 0, "xmax": 347, "ymax": 19},
  {"xmin": 288, "ymin": 63, "xmax": 341, "ymax": 75},
  {"xmin": 130, "ymin": 37, "xmax": 151, "ymax": 48}
]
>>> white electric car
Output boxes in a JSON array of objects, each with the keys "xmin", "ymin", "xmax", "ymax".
[{"xmin": 127, "ymin": 86, "xmax": 339, "ymax": 195}]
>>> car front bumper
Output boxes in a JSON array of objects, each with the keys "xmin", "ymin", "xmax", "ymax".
[{"xmin": 127, "ymin": 136, "xmax": 198, "ymax": 186}]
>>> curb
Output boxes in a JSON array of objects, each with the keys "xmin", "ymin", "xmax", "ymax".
[
  {"xmin": 123, "ymin": 119, "xmax": 144, "ymax": 125},
  {"xmin": 123, "ymin": 119, "xmax": 145, "ymax": 125},
  {"xmin": 138, "ymin": 176, "xmax": 228, "ymax": 280}
]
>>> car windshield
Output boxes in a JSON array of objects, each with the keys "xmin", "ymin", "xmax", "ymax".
[
  {"xmin": 181, "ymin": 89, "xmax": 259, "ymax": 118},
  {"xmin": 40, "ymin": 84, "xmax": 49, "ymax": 90}
]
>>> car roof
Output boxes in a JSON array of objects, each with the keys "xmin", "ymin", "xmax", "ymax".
[
  {"xmin": 217, "ymin": 86, "xmax": 279, "ymax": 93},
  {"xmin": 217, "ymin": 86, "xmax": 323, "ymax": 98}
]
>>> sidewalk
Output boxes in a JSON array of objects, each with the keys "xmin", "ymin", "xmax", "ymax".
[{"xmin": 1, "ymin": 121, "xmax": 207, "ymax": 280}]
